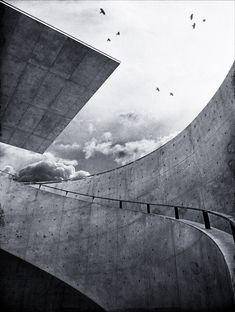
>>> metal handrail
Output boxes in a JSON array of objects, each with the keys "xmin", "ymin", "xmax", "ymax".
[
  {"xmin": 0, "ymin": 170, "xmax": 234, "ymax": 243},
  {"xmin": 27, "ymin": 181, "xmax": 235, "ymax": 243}
]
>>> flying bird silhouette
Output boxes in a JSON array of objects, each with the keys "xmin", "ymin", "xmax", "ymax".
[
  {"xmin": 156, "ymin": 87, "xmax": 160, "ymax": 92},
  {"xmin": 170, "ymin": 92, "xmax": 174, "ymax": 96},
  {"xmin": 100, "ymin": 8, "xmax": 105, "ymax": 15},
  {"xmin": 190, "ymin": 13, "xmax": 193, "ymax": 20},
  {"xmin": 107, "ymin": 38, "xmax": 111, "ymax": 42},
  {"xmin": 192, "ymin": 23, "xmax": 196, "ymax": 29},
  {"xmin": 116, "ymin": 32, "xmax": 120, "ymax": 35}
]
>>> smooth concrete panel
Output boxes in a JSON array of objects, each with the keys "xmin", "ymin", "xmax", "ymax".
[
  {"xmin": 0, "ymin": 2, "xmax": 119, "ymax": 153},
  {"xmin": 0, "ymin": 173, "xmax": 234, "ymax": 311},
  {"xmin": 52, "ymin": 61, "xmax": 235, "ymax": 231}
]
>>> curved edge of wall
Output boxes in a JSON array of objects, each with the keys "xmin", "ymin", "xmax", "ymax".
[
  {"xmin": 177, "ymin": 218, "xmax": 235, "ymax": 305},
  {"xmin": 48, "ymin": 61, "xmax": 235, "ymax": 229},
  {"xmin": 0, "ymin": 174, "xmax": 235, "ymax": 311}
]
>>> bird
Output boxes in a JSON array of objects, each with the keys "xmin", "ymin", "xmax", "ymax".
[
  {"xmin": 170, "ymin": 92, "xmax": 174, "ymax": 96},
  {"xmin": 156, "ymin": 87, "xmax": 160, "ymax": 92},
  {"xmin": 192, "ymin": 23, "xmax": 196, "ymax": 29},
  {"xmin": 203, "ymin": 19, "xmax": 206, "ymax": 22},
  {"xmin": 116, "ymin": 31, "xmax": 120, "ymax": 36},
  {"xmin": 107, "ymin": 38, "xmax": 111, "ymax": 42},
  {"xmin": 190, "ymin": 13, "xmax": 193, "ymax": 20},
  {"xmin": 100, "ymin": 8, "xmax": 105, "ymax": 15}
]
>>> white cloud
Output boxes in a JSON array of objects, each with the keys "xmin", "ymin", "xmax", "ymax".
[
  {"xmin": 0, "ymin": 143, "xmax": 89, "ymax": 182},
  {"xmin": 71, "ymin": 170, "xmax": 90, "ymax": 180},
  {"xmin": 14, "ymin": 159, "xmax": 89, "ymax": 182},
  {"xmin": 102, "ymin": 131, "xmax": 112, "ymax": 141},
  {"xmin": 83, "ymin": 131, "xmax": 177, "ymax": 165}
]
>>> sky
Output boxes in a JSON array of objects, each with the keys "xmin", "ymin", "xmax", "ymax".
[{"xmin": 0, "ymin": 0, "xmax": 234, "ymax": 181}]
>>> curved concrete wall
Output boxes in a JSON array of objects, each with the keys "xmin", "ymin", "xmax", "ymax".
[
  {"xmin": 52, "ymin": 61, "xmax": 235, "ymax": 230},
  {"xmin": 0, "ymin": 174, "xmax": 234, "ymax": 311}
]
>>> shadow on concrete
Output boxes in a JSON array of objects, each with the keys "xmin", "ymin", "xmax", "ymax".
[{"xmin": 0, "ymin": 249, "xmax": 105, "ymax": 312}]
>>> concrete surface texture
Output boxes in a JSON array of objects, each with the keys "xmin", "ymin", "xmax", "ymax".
[
  {"xmin": 53, "ymin": 61, "xmax": 235, "ymax": 231},
  {"xmin": 0, "ymin": 2, "xmax": 119, "ymax": 153},
  {"xmin": 0, "ymin": 249, "xmax": 105, "ymax": 312},
  {"xmin": 0, "ymin": 173, "xmax": 234, "ymax": 311}
]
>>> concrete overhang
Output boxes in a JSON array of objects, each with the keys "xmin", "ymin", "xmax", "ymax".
[{"xmin": 0, "ymin": 1, "xmax": 120, "ymax": 153}]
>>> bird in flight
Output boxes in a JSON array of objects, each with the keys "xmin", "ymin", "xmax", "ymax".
[
  {"xmin": 170, "ymin": 92, "xmax": 174, "ymax": 96},
  {"xmin": 203, "ymin": 19, "xmax": 206, "ymax": 22},
  {"xmin": 156, "ymin": 87, "xmax": 160, "ymax": 92},
  {"xmin": 100, "ymin": 8, "xmax": 105, "ymax": 15},
  {"xmin": 190, "ymin": 13, "xmax": 193, "ymax": 20},
  {"xmin": 192, "ymin": 23, "xmax": 196, "ymax": 29},
  {"xmin": 107, "ymin": 38, "xmax": 111, "ymax": 42},
  {"xmin": 116, "ymin": 31, "xmax": 120, "ymax": 36}
]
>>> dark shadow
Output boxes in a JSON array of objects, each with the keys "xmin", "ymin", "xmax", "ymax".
[{"xmin": 0, "ymin": 249, "xmax": 105, "ymax": 312}]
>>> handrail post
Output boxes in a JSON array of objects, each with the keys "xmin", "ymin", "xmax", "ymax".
[
  {"xmin": 203, "ymin": 211, "xmax": 210, "ymax": 229},
  {"xmin": 230, "ymin": 221, "xmax": 235, "ymax": 244},
  {"xmin": 38, "ymin": 184, "xmax": 41, "ymax": 189},
  {"xmin": 119, "ymin": 201, "xmax": 122, "ymax": 209},
  {"xmin": 147, "ymin": 204, "xmax": 150, "ymax": 214},
  {"xmin": 174, "ymin": 207, "xmax": 179, "ymax": 219}
]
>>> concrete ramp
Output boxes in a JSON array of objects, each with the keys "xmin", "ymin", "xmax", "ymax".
[{"xmin": 0, "ymin": 173, "xmax": 234, "ymax": 311}]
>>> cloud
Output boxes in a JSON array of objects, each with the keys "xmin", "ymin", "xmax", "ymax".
[
  {"xmin": 15, "ymin": 159, "xmax": 90, "ymax": 182},
  {"xmin": 119, "ymin": 112, "xmax": 139, "ymax": 122},
  {"xmin": 70, "ymin": 170, "xmax": 90, "ymax": 180},
  {"xmin": 102, "ymin": 131, "xmax": 112, "ymax": 141},
  {"xmin": 49, "ymin": 142, "xmax": 84, "ymax": 162},
  {"xmin": 0, "ymin": 143, "xmax": 90, "ymax": 182},
  {"xmin": 84, "ymin": 139, "xmax": 112, "ymax": 159},
  {"xmin": 83, "ymin": 131, "xmax": 177, "ymax": 165}
]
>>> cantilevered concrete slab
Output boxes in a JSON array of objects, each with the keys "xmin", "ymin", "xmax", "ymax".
[{"xmin": 0, "ymin": 2, "xmax": 119, "ymax": 153}]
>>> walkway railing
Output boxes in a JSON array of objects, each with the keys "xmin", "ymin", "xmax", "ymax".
[
  {"xmin": 0, "ymin": 170, "xmax": 234, "ymax": 243},
  {"xmin": 25, "ymin": 181, "xmax": 235, "ymax": 244}
]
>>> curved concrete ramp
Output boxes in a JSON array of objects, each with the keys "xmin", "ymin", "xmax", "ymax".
[
  {"xmin": 51, "ymin": 61, "xmax": 235, "ymax": 232},
  {"xmin": 0, "ymin": 174, "xmax": 234, "ymax": 311},
  {"xmin": 0, "ymin": 249, "xmax": 105, "ymax": 312}
]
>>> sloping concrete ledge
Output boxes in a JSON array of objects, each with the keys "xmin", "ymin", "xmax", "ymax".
[
  {"xmin": 0, "ymin": 173, "xmax": 234, "ymax": 311},
  {"xmin": 0, "ymin": 1, "xmax": 119, "ymax": 153}
]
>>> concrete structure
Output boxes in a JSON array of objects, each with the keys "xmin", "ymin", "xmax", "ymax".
[
  {"xmin": 0, "ymin": 2, "xmax": 119, "ymax": 153},
  {"xmin": 0, "ymin": 2, "xmax": 235, "ymax": 311}
]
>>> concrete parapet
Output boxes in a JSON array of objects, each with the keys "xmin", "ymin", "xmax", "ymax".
[{"xmin": 0, "ymin": 173, "xmax": 234, "ymax": 311}]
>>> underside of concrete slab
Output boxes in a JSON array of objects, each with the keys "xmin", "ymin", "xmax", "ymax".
[{"xmin": 0, "ymin": 2, "xmax": 119, "ymax": 153}]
